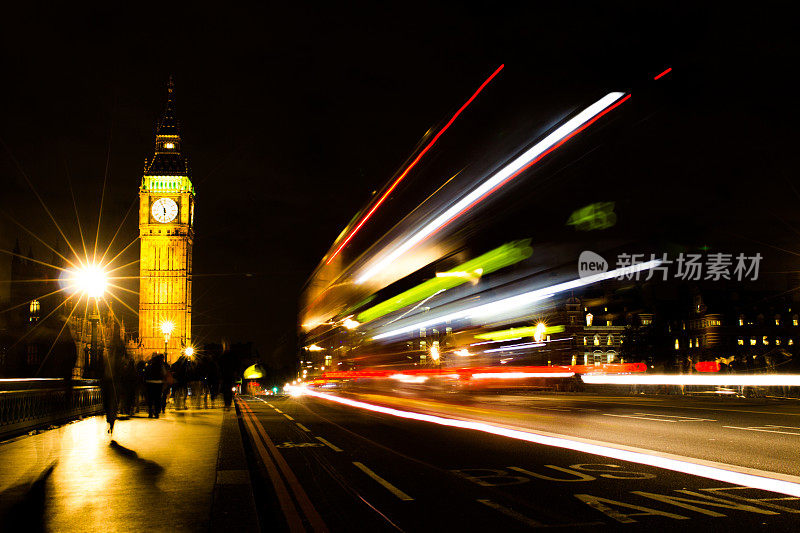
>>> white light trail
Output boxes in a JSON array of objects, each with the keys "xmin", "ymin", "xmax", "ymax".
[
  {"xmin": 583, "ymin": 374, "xmax": 800, "ymax": 386},
  {"xmin": 470, "ymin": 372, "xmax": 574, "ymax": 379},
  {"xmin": 355, "ymin": 92, "xmax": 626, "ymax": 285},
  {"xmin": 389, "ymin": 374, "xmax": 429, "ymax": 383},
  {"xmin": 483, "ymin": 342, "xmax": 545, "ymax": 353},
  {"xmin": 301, "ymin": 388, "xmax": 800, "ymax": 498},
  {"xmin": 371, "ymin": 259, "xmax": 659, "ymax": 340}
]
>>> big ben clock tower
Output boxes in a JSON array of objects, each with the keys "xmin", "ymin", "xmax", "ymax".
[{"xmin": 139, "ymin": 78, "xmax": 194, "ymax": 363}]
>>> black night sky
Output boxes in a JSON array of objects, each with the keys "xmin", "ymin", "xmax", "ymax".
[{"xmin": 1, "ymin": 4, "xmax": 797, "ymax": 371}]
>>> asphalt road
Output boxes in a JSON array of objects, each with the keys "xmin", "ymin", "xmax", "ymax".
[
  {"xmin": 338, "ymin": 389, "xmax": 800, "ymax": 477},
  {"xmin": 238, "ymin": 392, "xmax": 800, "ymax": 532}
]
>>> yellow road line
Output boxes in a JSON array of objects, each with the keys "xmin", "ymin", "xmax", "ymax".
[
  {"xmin": 239, "ymin": 400, "xmax": 329, "ymax": 532},
  {"xmin": 237, "ymin": 399, "xmax": 304, "ymax": 533}
]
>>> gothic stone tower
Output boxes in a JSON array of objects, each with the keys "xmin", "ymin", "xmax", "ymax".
[{"xmin": 138, "ymin": 78, "xmax": 194, "ymax": 363}]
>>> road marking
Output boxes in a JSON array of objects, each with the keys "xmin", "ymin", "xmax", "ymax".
[
  {"xmin": 316, "ymin": 436, "xmax": 343, "ymax": 452},
  {"xmin": 723, "ymin": 426, "xmax": 800, "ymax": 436},
  {"xmin": 266, "ymin": 403, "xmax": 274, "ymax": 408},
  {"xmin": 274, "ymin": 408, "xmax": 284, "ymax": 414},
  {"xmin": 296, "ymin": 423, "xmax": 311, "ymax": 432},
  {"xmin": 602, "ymin": 413, "xmax": 715, "ymax": 422},
  {"xmin": 283, "ymin": 413, "xmax": 295, "ymax": 421},
  {"xmin": 603, "ymin": 414, "xmax": 677, "ymax": 422},
  {"xmin": 276, "ymin": 442, "xmax": 325, "ymax": 448},
  {"xmin": 237, "ymin": 400, "xmax": 304, "ymax": 532},
  {"xmin": 765, "ymin": 425, "xmax": 800, "ymax": 430},
  {"xmin": 352, "ymin": 462, "xmax": 413, "ymax": 501},
  {"xmin": 633, "ymin": 413, "xmax": 716, "ymax": 422},
  {"xmin": 477, "ymin": 499, "xmax": 545, "ymax": 527},
  {"xmin": 303, "ymin": 389, "xmax": 800, "ymax": 498},
  {"xmin": 238, "ymin": 399, "xmax": 329, "ymax": 531}
]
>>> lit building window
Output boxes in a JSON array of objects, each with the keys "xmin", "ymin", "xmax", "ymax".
[
  {"xmin": 164, "ymin": 142, "xmax": 175, "ymax": 149},
  {"xmin": 790, "ymin": 339, "xmax": 795, "ymax": 346},
  {"xmin": 737, "ymin": 338, "xmax": 744, "ymax": 346},
  {"xmin": 689, "ymin": 339, "xmax": 693, "ymax": 348},
  {"xmin": 674, "ymin": 339, "xmax": 679, "ymax": 350},
  {"xmin": 794, "ymin": 315, "xmax": 799, "ymax": 326},
  {"xmin": 696, "ymin": 338, "xmax": 701, "ymax": 348},
  {"xmin": 420, "ymin": 328, "xmax": 426, "ymax": 338},
  {"xmin": 739, "ymin": 317, "xmax": 744, "ymax": 326},
  {"xmin": 586, "ymin": 313, "xmax": 593, "ymax": 327},
  {"xmin": 607, "ymin": 335, "xmax": 613, "ymax": 346},
  {"xmin": 763, "ymin": 336, "xmax": 769, "ymax": 345},
  {"xmin": 776, "ymin": 338, "xmax": 781, "ymax": 346},
  {"xmin": 583, "ymin": 337, "xmax": 588, "ymax": 346},
  {"xmin": 606, "ymin": 320, "xmax": 612, "ymax": 326},
  {"xmin": 593, "ymin": 335, "xmax": 600, "ymax": 346},
  {"xmin": 750, "ymin": 338, "xmax": 756, "ymax": 346},
  {"xmin": 641, "ymin": 318, "xmax": 652, "ymax": 326},
  {"xmin": 776, "ymin": 316, "xmax": 781, "ymax": 326}
]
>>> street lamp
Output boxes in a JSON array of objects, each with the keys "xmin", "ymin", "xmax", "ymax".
[
  {"xmin": 184, "ymin": 345, "xmax": 194, "ymax": 358},
  {"xmin": 161, "ymin": 320, "xmax": 175, "ymax": 362},
  {"xmin": 64, "ymin": 264, "xmax": 108, "ymax": 375}
]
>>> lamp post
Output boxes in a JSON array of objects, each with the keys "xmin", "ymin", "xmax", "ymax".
[
  {"xmin": 66, "ymin": 264, "xmax": 108, "ymax": 376},
  {"xmin": 161, "ymin": 320, "xmax": 175, "ymax": 363}
]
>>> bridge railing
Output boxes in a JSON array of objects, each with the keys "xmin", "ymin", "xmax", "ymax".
[{"xmin": 0, "ymin": 378, "xmax": 103, "ymax": 440}]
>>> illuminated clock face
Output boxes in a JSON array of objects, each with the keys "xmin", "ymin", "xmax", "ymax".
[{"xmin": 152, "ymin": 197, "xmax": 178, "ymax": 223}]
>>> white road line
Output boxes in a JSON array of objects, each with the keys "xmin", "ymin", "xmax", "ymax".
[
  {"xmin": 296, "ymin": 423, "xmax": 311, "ymax": 432},
  {"xmin": 352, "ymin": 462, "xmax": 413, "ymax": 501},
  {"xmin": 477, "ymin": 499, "xmax": 544, "ymax": 527},
  {"xmin": 283, "ymin": 414, "xmax": 295, "ymax": 421},
  {"xmin": 315, "ymin": 436, "xmax": 343, "ymax": 452},
  {"xmin": 602, "ymin": 414, "xmax": 677, "ymax": 422},
  {"xmin": 765, "ymin": 425, "xmax": 800, "ymax": 430},
  {"xmin": 633, "ymin": 413, "xmax": 716, "ymax": 422},
  {"xmin": 723, "ymin": 426, "xmax": 800, "ymax": 436}
]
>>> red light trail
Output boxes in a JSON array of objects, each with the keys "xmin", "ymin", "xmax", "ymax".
[
  {"xmin": 325, "ymin": 64, "xmax": 505, "ymax": 265},
  {"xmin": 654, "ymin": 67, "xmax": 672, "ymax": 80}
]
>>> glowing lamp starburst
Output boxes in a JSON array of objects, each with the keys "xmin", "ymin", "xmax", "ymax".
[
  {"xmin": 65, "ymin": 264, "xmax": 108, "ymax": 299},
  {"xmin": 161, "ymin": 320, "xmax": 175, "ymax": 336}
]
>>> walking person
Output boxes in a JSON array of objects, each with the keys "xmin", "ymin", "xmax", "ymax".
[
  {"xmin": 145, "ymin": 353, "xmax": 165, "ymax": 418},
  {"xmin": 101, "ymin": 351, "xmax": 118, "ymax": 434},
  {"xmin": 161, "ymin": 359, "xmax": 174, "ymax": 414}
]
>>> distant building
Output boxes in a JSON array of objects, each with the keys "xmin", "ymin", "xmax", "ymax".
[{"xmin": 0, "ymin": 239, "xmax": 76, "ymax": 378}]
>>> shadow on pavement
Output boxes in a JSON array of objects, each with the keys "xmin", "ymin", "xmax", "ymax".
[
  {"xmin": 0, "ymin": 461, "xmax": 56, "ymax": 532},
  {"xmin": 109, "ymin": 440, "xmax": 164, "ymax": 481}
]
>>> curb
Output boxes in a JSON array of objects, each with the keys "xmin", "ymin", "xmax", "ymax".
[{"xmin": 210, "ymin": 404, "xmax": 260, "ymax": 532}]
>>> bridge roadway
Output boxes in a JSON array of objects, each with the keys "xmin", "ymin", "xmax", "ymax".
[
  {"xmin": 2, "ymin": 391, "xmax": 800, "ymax": 531},
  {"xmin": 238, "ymin": 391, "xmax": 800, "ymax": 532}
]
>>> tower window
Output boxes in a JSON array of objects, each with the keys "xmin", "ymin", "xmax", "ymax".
[{"xmin": 164, "ymin": 142, "xmax": 175, "ymax": 149}]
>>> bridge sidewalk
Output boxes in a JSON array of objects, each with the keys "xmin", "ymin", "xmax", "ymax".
[{"xmin": 0, "ymin": 402, "xmax": 259, "ymax": 532}]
